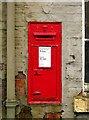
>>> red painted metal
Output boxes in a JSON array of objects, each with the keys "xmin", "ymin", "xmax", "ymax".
[
  {"xmin": 28, "ymin": 22, "xmax": 62, "ymax": 104},
  {"xmin": 33, "ymin": 32, "xmax": 56, "ymax": 35}
]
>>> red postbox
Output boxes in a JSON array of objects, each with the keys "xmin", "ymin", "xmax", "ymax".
[{"xmin": 28, "ymin": 22, "xmax": 62, "ymax": 104}]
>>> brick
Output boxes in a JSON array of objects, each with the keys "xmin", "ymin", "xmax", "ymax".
[
  {"xmin": 44, "ymin": 113, "xmax": 60, "ymax": 119},
  {"xmin": 16, "ymin": 79, "xmax": 25, "ymax": 87},
  {"xmin": 19, "ymin": 87, "xmax": 24, "ymax": 96},
  {"xmin": 15, "ymin": 71, "xmax": 26, "ymax": 80},
  {"xmin": 15, "ymin": 71, "xmax": 26, "ymax": 96}
]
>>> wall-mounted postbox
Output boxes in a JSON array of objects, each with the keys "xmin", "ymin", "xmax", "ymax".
[{"xmin": 28, "ymin": 22, "xmax": 62, "ymax": 104}]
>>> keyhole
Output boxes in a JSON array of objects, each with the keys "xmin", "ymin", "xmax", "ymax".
[{"xmin": 35, "ymin": 71, "xmax": 37, "ymax": 75}]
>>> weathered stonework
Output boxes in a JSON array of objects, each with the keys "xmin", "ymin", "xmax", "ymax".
[
  {"xmin": 1, "ymin": 1, "xmax": 89, "ymax": 119},
  {"xmin": 14, "ymin": 2, "xmax": 83, "ymax": 119}
]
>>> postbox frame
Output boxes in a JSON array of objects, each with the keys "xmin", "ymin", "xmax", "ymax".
[{"xmin": 28, "ymin": 22, "xmax": 62, "ymax": 104}]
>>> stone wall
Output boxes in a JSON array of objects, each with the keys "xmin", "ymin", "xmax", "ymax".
[
  {"xmin": 1, "ymin": 1, "xmax": 89, "ymax": 119},
  {"xmin": 15, "ymin": 2, "xmax": 84, "ymax": 119}
]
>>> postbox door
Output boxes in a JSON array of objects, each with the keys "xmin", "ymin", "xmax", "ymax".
[
  {"xmin": 28, "ymin": 22, "xmax": 62, "ymax": 103},
  {"xmin": 32, "ymin": 46, "xmax": 57, "ymax": 100}
]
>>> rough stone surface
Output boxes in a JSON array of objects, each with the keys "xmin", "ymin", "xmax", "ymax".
[
  {"xmin": 15, "ymin": 1, "xmax": 83, "ymax": 119},
  {"xmin": 30, "ymin": 104, "xmax": 62, "ymax": 118}
]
